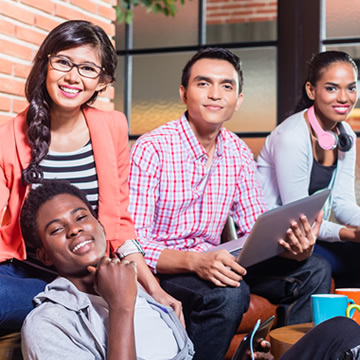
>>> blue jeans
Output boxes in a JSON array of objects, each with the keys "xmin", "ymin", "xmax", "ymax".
[
  {"xmin": 159, "ymin": 254, "xmax": 331, "ymax": 359},
  {"xmin": 245, "ymin": 253, "xmax": 332, "ymax": 326},
  {"xmin": 314, "ymin": 240, "xmax": 360, "ymax": 287},
  {"xmin": 0, "ymin": 259, "xmax": 56, "ymax": 332},
  {"xmin": 158, "ymin": 272, "xmax": 250, "ymax": 360}
]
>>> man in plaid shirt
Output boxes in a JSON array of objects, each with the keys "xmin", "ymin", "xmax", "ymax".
[{"xmin": 129, "ymin": 48, "xmax": 331, "ymax": 360}]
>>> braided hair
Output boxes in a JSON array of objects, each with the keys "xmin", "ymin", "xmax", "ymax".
[{"xmin": 22, "ymin": 20, "xmax": 117, "ymax": 185}]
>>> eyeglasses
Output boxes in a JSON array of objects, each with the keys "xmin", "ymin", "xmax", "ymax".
[{"xmin": 48, "ymin": 55, "xmax": 104, "ymax": 79}]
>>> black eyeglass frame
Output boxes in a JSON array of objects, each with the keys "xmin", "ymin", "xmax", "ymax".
[{"xmin": 47, "ymin": 54, "xmax": 105, "ymax": 79}]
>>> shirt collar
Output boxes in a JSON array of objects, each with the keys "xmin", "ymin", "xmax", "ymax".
[
  {"xmin": 33, "ymin": 277, "xmax": 92, "ymax": 312},
  {"xmin": 178, "ymin": 112, "xmax": 227, "ymax": 161}
]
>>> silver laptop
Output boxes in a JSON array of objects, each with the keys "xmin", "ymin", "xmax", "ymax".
[{"xmin": 207, "ymin": 189, "xmax": 331, "ymax": 268}]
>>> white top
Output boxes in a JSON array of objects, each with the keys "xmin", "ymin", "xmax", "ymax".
[
  {"xmin": 88, "ymin": 289, "xmax": 179, "ymax": 360},
  {"xmin": 256, "ymin": 109, "xmax": 360, "ymax": 242}
]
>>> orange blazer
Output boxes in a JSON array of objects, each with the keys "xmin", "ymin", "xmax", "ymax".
[{"xmin": 0, "ymin": 106, "xmax": 136, "ymax": 262}]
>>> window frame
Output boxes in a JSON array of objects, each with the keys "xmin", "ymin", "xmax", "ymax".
[{"xmin": 116, "ymin": 0, "xmax": 360, "ymax": 140}]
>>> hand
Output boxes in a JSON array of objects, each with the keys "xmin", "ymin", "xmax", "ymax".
[
  {"xmin": 339, "ymin": 225, "xmax": 360, "ymax": 242},
  {"xmin": 149, "ymin": 287, "xmax": 185, "ymax": 327},
  {"xmin": 251, "ymin": 340, "xmax": 274, "ymax": 360},
  {"xmin": 122, "ymin": 252, "xmax": 185, "ymax": 326},
  {"xmin": 354, "ymin": 227, "xmax": 360, "ymax": 241},
  {"xmin": 278, "ymin": 211, "xmax": 323, "ymax": 261},
  {"xmin": 88, "ymin": 256, "xmax": 138, "ymax": 311},
  {"xmin": 193, "ymin": 249, "xmax": 247, "ymax": 287}
]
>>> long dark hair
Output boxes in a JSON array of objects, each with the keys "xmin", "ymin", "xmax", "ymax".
[
  {"xmin": 295, "ymin": 51, "xmax": 358, "ymax": 113},
  {"xmin": 22, "ymin": 20, "xmax": 117, "ymax": 185}
]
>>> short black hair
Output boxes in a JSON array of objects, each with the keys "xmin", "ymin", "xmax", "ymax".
[
  {"xmin": 181, "ymin": 47, "xmax": 244, "ymax": 93},
  {"xmin": 20, "ymin": 180, "xmax": 96, "ymax": 250}
]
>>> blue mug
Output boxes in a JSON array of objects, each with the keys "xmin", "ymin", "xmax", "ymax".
[{"xmin": 311, "ymin": 294, "xmax": 355, "ymax": 326}]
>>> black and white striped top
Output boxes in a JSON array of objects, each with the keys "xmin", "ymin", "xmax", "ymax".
[{"xmin": 39, "ymin": 140, "xmax": 99, "ymax": 211}]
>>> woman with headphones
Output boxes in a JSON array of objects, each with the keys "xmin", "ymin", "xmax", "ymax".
[{"xmin": 256, "ymin": 51, "xmax": 360, "ymax": 286}]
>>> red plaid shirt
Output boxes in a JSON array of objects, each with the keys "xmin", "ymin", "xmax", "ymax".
[{"xmin": 129, "ymin": 113, "xmax": 266, "ymax": 272}]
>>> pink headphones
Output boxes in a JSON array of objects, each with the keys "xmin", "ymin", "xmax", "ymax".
[{"xmin": 307, "ymin": 105, "xmax": 353, "ymax": 152}]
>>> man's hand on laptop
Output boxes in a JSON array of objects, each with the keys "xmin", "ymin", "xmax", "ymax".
[
  {"xmin": 278, "ymin": 211, "xmax": 323, "ymax": 261},
  {"xmin": 193, "ymin": 250, "xmax": 247, "ymax": 287}
]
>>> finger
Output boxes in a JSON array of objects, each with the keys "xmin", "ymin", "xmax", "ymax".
[
  {"xmin": 291, "ymin": 220, "xmax": 305, "ymax": 240},
  {"xmin": 208, "ymin": 273, "xmax": 227, "ymax": 287},
  {"xmin": 227, "ymin": 261, "xmax": 247, "ymax": 277},
  {"xmin": 260, "ymin": 340, "xmax": 271, "ymax": 352},
  {"xmin": 312, "ymin": 211, "xmax": 323, "ymax": 237},
  {"xmin": 222, "ymin": 267, "xmax": 244, "ymax": 282},
  {"xmin": 295, "ymin": 216, "xmax": 317, "ymax": 252},
  {"xmin": 212, "ymin": 271, "xmax": 241, "ymax": 288},
  {"xmin": 103, "ymin": 257, "xmax": 111, "ymax": 264},
  {"xmin": 284, "ymin": 228, "xmax": 301, "ymax": 253},
  {"xmin": 168, "ymin": 298, "xmax": 185, "ymax": 327},
  {"xmin": 291, "ymin": 224, "xmax": 310, "ymax": 252},
  {"xmin": 300, "ymin": 215, "xmax": 311, "ymax": 233},
  {"xmin": 300, "ymin": 215, "xmax": 315, "ymax": 244},
  {"xmin": 96, "ymin": 256, "xmax": 111, "ymax": 270},
  {"xmin": 219, "ymin": 253, "xmax": 247, "ymax": 275},
  {"xmin": 315, "ymin": 210, "xmax": 324, "ymax": 223},
  {"xmin": 87, "ymin": 265, "xmax": 97, "ymax": 273},
  {"xmin": 179, "ymin": 310, "xmax": 185, "ymax": 328},
  {"xmin": 278, "ymin": 238, "xmax": 296, "ymax": 254},
  {"xmin": 214, "ymin": 261, "xmax": 244, "ymax": 282},
  {"xmin": 171, "ymin": 300, "xmax": 185, "ymax": 327},
  {"xmin": 253, "ymin": 352, "xmax": 273, "ymax": 360},
  {"xmin": 210, "ymin": 278, "xmax": 227, "ymax": 287},
  {"xmin": 285, "ymin": 226, "xmax": 297, "ymax": 245}
]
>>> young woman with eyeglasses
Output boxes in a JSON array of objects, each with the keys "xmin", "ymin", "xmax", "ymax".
[{"xmin": 0, "ymin": 20, "xmax": 183, "ymax": 332}]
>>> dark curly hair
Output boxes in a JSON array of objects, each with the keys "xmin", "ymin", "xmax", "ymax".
[
  {"xmin": 20, "ymin": 180, "xmax": 96, "ymax": 251},
  {"xmin": 295, "ymin": 50, "xmax": 358, "ymax": 113},
  {"xmin": 22, "ymin": 20, "xmax": 118, "ymax": 185},
  {"xmin": 181, "ymin": 47, "xmax": 244, "ymax": 94}
]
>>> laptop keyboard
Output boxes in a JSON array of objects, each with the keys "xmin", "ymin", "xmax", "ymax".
[{"xmin": 230, "ymin": 248, "xmax": 242, "ymax": 258}]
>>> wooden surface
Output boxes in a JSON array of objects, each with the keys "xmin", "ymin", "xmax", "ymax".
[
  {"xmin": 0, "ymin": 332, "xmax": 22, "ymax": 360},
  {"xmin": 269, "ymin": 323, "xmax": 313, "ymax": 360}
]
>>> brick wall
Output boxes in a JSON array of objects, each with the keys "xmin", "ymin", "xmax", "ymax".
[
  {"xmin": 0, "ymin": 0, "xmax": 117, "ymax": 125},
  {"xmin": 207, "ymin": 0, "xmax": 277, "ymax": 25}
]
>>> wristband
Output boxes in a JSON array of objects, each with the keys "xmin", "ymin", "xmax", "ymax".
[{"xmin": 115, "ymin": 239, "xmax": 145, "ymax": 259}]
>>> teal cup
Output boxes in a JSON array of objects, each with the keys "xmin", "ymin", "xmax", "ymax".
[{"xmin": 311, "ymin": 294, "xmax": 355, "ymax": 326}]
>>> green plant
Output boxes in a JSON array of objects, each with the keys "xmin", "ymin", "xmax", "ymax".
[{"xmin": 114, "ymin": 0, "xmax": 186, "ymax": 24}]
